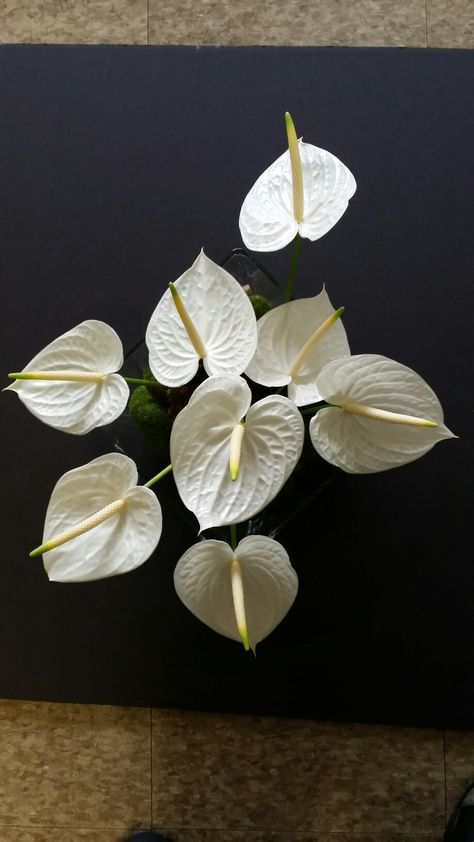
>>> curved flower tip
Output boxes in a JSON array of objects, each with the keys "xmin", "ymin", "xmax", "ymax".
[
  {"xmin": 245, "ymin": 287, "xmax": 350, "ymax": 406},
  {"xmin": 239, "ymin": 116, "xmax": 356, "ymax": 252},
  {"xmin": 34, "ymin": 453, "xmax": 162, "ymax": 582},
  {"xmin": 310, "ymin": 354, "xmax": 456, "ymax": 474},
  {"xmin": 145, "ymin": 250, "xmax": 258, "ymax": 388},
  {"xmin": 170, "ymin": 375, "xmax": 304, "ymax": 531},
  {"xmin": 174, "ymin": 535, "xmax": 298, "ymax": 652},
  {"xmin": 5, "ymin": 320, "xmax": 128, "ymax": 434}
]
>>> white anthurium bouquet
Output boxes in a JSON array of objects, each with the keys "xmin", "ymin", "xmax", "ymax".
[{"xmin": 5, "ymin": 113, "xmax": 456, "ymax": 654}]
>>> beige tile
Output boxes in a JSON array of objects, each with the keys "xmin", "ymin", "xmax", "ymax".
[
  {"xmin": 0, "ymin": 699, "xmax": 151, "ymax": 829},
  {"xmin": 226, "ymin": 0, "xmax": 427, "ymax": 46},
  {"xmin": 445, "ymin": 730, "xmax": 474, "ymax": 817},
  {"xmin": 0, "ymin": 0, "xmax": 147, "ymax": 45},
  {"xmin": 0, "ymin": 829, "xmax": 126, "ymax": 841},
  {"xmin": 159, "ymin": 832, "xmax": 439, "ymax": 841},
  {"xmin": 148, "ymin": 0, "xmax": 228, "ymax": 45},
  {"xmin": 152, "ymin": 710, "xmax": 445, "ymax": 834},
  {"xmin": 427, "ymin": 0, "xmax": 474, "ymax": 46}
]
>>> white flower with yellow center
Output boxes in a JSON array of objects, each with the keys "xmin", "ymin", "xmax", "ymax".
[
  {"xmin": 30, "ymin": 453, "xmax": 163, "ymax": 582},
  {"xmin": 170, "ymin": 375, "xmax": 304, "ymax": 531},
  {"xmin": 239, "ymin": 113, "xmax": 356, "ymax": 252},
  {"xmin": 145, "ymin": 250, "xmax": 258, "ymax": 387},
  {"xmin": 5, "ymin": 320, "xmax": 129, "ymax": 434},
  {"xmin": 174, "ymin": 535, "xmax": 298, "ymax": 653},
  {"xmin": 245, "ymin": 287, "xmax": 350, "ymax": 406},
  {"xmin": 310, "ymin": 354, "xmax": 456, "ymax": 473}
]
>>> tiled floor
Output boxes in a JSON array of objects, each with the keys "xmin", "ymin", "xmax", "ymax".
[{"xmin": 0, "ymin": 1, "xmax": 473, "ymax": 840}]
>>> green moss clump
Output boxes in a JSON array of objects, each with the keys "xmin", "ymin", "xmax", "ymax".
[
  {"xmin": 128, "ymin": 384, "xmax": 171, "ymax": 459},
  {"xmin": 249, "ymin": 294, "xmax": 272, "ymax": 319}
]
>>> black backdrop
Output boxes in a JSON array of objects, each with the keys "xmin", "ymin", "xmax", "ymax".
[{"xmin": 0, "ymin": 46, "xmax": 473, "ymax": 727}]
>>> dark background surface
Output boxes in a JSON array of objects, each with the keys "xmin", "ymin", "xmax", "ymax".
[{"xmin": 0, "ymin": 45, "xmax": 472, "ymax": 727}]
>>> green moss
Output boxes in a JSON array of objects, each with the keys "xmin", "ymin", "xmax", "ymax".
[
  {"xmin": 128, "ymin": 385, "xmax": 171, "ymax": 458},
  {"xmin": 249, "ymin": 294, "xmax": 272, "ymax": 319}
]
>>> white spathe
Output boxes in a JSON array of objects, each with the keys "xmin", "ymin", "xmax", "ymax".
[
  {"xmin": 41, "ymin": 453, "xmax": 162, "ymax": 582},
  {"xmin": 145, "ymin": 250, "xmax": 258, "ymax": 388},
  {"xmin": 239, "ymin": 140, "xmax": 356, "ymax": 252},
  {"xmin": 5, "ymin": 320, "xmax": 129, "ymax": 434},
  {"xmin": 245, "ymin": 287, "xmax": 350, "ymax": 406},
  {"xmin": 310, "ymin": 354, "xmax": 456, "ymax": 474},
  {"xmin": 174, "ymin": 535, "xmax": 298, "ymax": 651},
  {"xmin": 170, "ymin": 375, "xmax": 304, "ymax": 531}
]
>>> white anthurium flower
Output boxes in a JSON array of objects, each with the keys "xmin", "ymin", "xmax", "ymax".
[
  {"xmin": 239, "ymin": 112, "xmax": 357, "ymax": 252},
  {"xmin": 5, "ymin": 320, "xmax": 129, "ymax": 434},
  {"xmin": 30, "ymin": 453, "xmax": 162, "ymax": 582},
  {"xmin": 170, "ymin": 375, "xmax": 304, "ymax": 531},
  {"xmin": 145, "ymin": 249, "xmax": 258, "ymax": 388},
  {"xmin": 174, "ymin": 535, "xmax": 298, "ymax": 652},
  {"xmin": 310, "ymin": 354, "xmax": 456, "ymax": 474},
  {"xmin": 245, "ymin": 287, "xmax": 350, "ymax": 406}
]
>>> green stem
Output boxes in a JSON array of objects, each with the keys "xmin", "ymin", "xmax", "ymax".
[
  {"xmin": 123, "ymin": 377, "xmax": 158, "ymax": 387},
  {"xmin": 144, "ymin": 464, "xmax": 173, "ymax": 488},
  {"xmin": 229, "ymin": 523, "xmax": 237, "ymax": 551},
  {"xmin": 284, "ymin": 232, "xmax": 301, "ymax": 303}
]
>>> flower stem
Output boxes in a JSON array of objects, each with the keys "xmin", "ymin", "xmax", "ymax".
[
  {"xmin": 229, "ymin": 523, "xmax": 237, "ymax": 551},
  {"xmin": 144, "ymin": 464, "xmax": 173, "ymax": 488},
  {"xmin": 123, "ymin": 377, "xmax": 159, "ymax": 387},
  {"xmin": 284, "ymin": 232, "xmax": 301, "ymax": 303},
  {"xmin": 300, "ymin": 402, "xmax": 329, "ymax": 416}
]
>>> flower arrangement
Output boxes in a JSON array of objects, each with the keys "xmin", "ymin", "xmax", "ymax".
[{"xmin": 4, "ymin": 113, "xmax": 455, "ymax": 654}]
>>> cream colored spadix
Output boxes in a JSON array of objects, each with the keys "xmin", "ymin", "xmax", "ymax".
[
  {"xmin": 170, "ymin": 375, "xmax": 304, "ymax": 531},
  {"xmin": 174, "ymin": 535, "xmax": 298, "ymax": 652},
  {"xmin": 4, "ymin": 320, "xmax": 129, "ymax": 434},
  {"xmin": 285, "ymin": 112, "xmax": 304, "ymax": 223},
  {"xmin": 229, "ymin": 423, "xmax": 245, "ymax": 481},
  {"xmin": 310, "ymin": 354, "xmax": 456, "ymax": 474},
  {"xmin": 169, "ymin": 282, "xmax": 207, "ymax": 360},
  {"xmin": 230, "ymin": 557, "xmax": 249, "ymax": 650},
  {"xmin": 8, "ymin": 370, "xmax": 105, "ymax": 383},
  {"xmin": 37, "ymin": 453, "xmax": 162, "ymax": 582},
  {"xmin": 245, "ymin": 288, "xmax": 350, "ymax": 407},
  {"xmin": 239, "ymin": 117, "xmax": 356, "ymax": 252},
  {"xmin": 146, "ymin": 250, "xmax": 258, "ymax": 388},
  {"xmin": 30, "ymin": 498, "xmax": 126, "ymax": 557}
]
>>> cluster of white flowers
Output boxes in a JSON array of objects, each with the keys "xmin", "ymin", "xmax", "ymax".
[{"xmin": 5, "ymin": 114, "xmax": 455, "ymax": 653}]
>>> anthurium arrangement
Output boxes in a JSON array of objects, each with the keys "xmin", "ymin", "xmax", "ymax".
[{"xmin": 4, "ymin": 114, "xmax": 455, "ymax": 654}]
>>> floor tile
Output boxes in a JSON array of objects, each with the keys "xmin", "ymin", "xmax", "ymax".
[
  {"xmin": 427, "ymin": 0, "xmax": 474, "ymax": 46},
  {"xmin": 0, "ymin": 829, "xmax": 126, "ymax": 841},
  {"xmin": 159, "ymin": 832, "xmax": 440, "ymax": 841},
  {"xmin": 148, "ymin": 0, "xmax": 228, "ymax": 45},
  {"xmin": 445, "ymin": 730, "xmax": 474, "ymax": 816},
  {"xmin": 0, "ymin": 700, "xmax": 151, "ymax": 829},
  {"xmin": 226, "ymin": 0, "xmax": 427, "ymax": 46},
  {"xmin": 0, "ymin": 0, "xmax": 147, "ymax": 44},
  {"xmin": 152, "ymin": 710, "xmax": 444, "ymax": 834}
]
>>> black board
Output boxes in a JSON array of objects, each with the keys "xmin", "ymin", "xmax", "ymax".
[{"xmin": 0, "ymin": 45, "xmax": 473, "ymax": 727}]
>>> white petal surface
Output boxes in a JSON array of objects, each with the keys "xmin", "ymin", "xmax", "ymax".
[
  {"xmin": 41, "ymin": 453, "xmax": 162, "ymax": 582},
  {"xmin": 310, "ymin": 354, "xmax": 455, "ymax": 473},
  {"xmin": 239, "ymin": 141, "xmax": 356, "ymax": 252},
  {"xmin": 170, "ymin": 379, "xmax": 304, "ymax": 530},
  {"xmin": 6, "ymin": 320, "xmax": 128, "ymax": 434},
  {"xmin": 246, "ymin": 288, "xmax": 350, "ymax": 405},
  {"xmin": 145, "ymin": 250, "xmax": 258, "ymax": 387},
  {"xmin": 174, "ymin": 535, "xmax": 298, "ymax": 650}
]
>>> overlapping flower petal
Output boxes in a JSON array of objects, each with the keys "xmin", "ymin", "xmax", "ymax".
[
  {"xmin": 239, "ymin": 140, "xmax": 356, "ymax": 252},
  {"xmin": 41, "ymin": 453, "xmax": 162, "ymax": 582},
  {"xmin": 174, "ymin": 535, "xmax": 298, "ymax": 651},
  {"xmin": 170, "ymin": 375, "xmax": 304, "ymax": 531},
  {"xmin": 5, "ymin": 320, "xmax": 128, "ymax": 434},
  {"xmin": 145, "ymin": 250, "xmax": 258, "ymax": 387},
  {"xmin": 245, "ymin": 287, "xmax": 350, "ymax": 406},
  {"xmin": 310, "ymin": 354, "xmax": 456, "ymax": 473}
]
